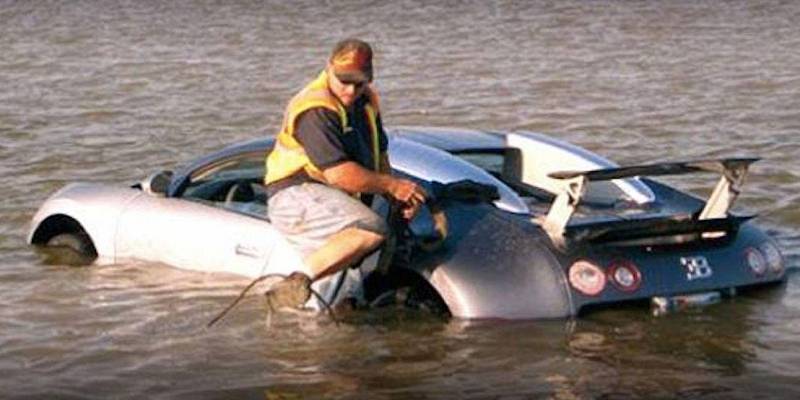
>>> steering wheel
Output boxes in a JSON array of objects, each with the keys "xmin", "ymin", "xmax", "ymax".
[{"xmin": 224, "ymin": 182, "xmax": 256, "ymax": 206}]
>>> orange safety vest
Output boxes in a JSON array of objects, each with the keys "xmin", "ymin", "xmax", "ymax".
[{"xmin": 265, "ymin": 70, "xmax": 382, "ymax": 185}]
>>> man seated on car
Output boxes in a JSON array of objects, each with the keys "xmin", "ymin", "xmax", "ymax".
[{"xmin": 263, "ymin": 38, "xmax": 427, "ymax": 310}]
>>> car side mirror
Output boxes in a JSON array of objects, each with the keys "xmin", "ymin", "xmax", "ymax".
[{"xmin": 141, "ymin": 170, "xmax": 174, "ymax": 196}]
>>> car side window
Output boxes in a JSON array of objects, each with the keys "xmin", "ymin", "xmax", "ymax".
[{"xmin": 181, "ymin": 152, "xmax": 268, "ymax": 219}]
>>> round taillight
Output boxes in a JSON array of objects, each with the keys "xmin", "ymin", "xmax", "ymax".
[
  {"xmin": 761, "ymin": 242, "xmax": 784, "ymax": 274},
  {"xmin": 745, "ymin": 248, "xmax": 767, "ymax": 276},
  {"xmin": 608, "ymin": 260, "xmax": 642, "ymax": 292},
  {"xmin": 569, "ymin": 260, "xmax": 607, "ymax": 296}
]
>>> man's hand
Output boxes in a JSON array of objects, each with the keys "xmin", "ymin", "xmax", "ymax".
[
  {"xmin": 400, "ymin": 200, "xmax": 423, "ymax": 220},
  {"xmin": 387, "ymin": 178, "xmax": 426, "ymax": 220},
  {"xmin": 387, "ymin": 178, "xmax": 426, "ymax": 206}
]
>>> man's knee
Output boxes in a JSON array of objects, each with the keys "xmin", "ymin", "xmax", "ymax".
[{"xmin": 340, "ymin": 226, "xmax": 385, "ymax": 252}]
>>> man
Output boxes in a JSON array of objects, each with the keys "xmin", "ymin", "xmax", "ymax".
[{"xmin": 263, "ymin": 39, "xmax": 427, "ymax": 311}]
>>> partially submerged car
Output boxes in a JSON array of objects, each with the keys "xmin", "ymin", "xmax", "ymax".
[{"xmin": 28, "ymin": 127, "xmax": 787, "ymax": 319}]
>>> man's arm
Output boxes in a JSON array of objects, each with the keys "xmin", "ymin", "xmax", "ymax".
[{"xmin": 322, "ymin": 161, "xmax": 425, "ymax": 206}]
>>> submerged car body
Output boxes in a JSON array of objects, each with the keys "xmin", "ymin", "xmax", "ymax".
[{"xmin": 29, "ymin": 127, "xmax": 786, "ymax": 319}]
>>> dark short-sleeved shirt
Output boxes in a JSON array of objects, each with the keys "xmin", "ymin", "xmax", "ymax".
[{"xmin": 294, "ymin": 95, "xmax": 388, "ymax": 172}]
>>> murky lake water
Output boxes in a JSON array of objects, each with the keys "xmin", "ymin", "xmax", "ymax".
[{"xmin": 1, "ymin": 1, "xmax": 799, "ymax": 398}]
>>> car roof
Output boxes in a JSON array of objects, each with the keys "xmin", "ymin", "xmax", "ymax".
[
  {"xmin": 167, "ymin": 127, "xmax": 530, "ymax": 213},
  {"xmin": 389, "ymin": 126, "xmax": 507, "ymax": 152}
]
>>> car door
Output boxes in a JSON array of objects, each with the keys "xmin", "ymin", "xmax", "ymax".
[{"xmin": 114, "ymin": 152, "xmax": 306, "ymax": 279}]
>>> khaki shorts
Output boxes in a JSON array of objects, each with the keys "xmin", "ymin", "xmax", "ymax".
[
  {"xmin": 267, "ymin": 183, "xmax": 388, "ymax": 306},
  {"xmin": 267, "ymin": 183, "xmax": 388, "ymax": 257}
]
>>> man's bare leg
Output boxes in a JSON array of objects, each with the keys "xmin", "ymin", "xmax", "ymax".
[
  {"xmin": 263, "ymin": 227, "xmax": 383, "ymax": 311},
  {"xmin": 303, "ymin": 227, "xmax": 384, "ymax": 281}
]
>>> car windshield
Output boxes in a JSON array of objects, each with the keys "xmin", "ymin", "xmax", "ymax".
[{"xmin": 181, "ymin": 151, "xmax": 268, "ymax": 219}]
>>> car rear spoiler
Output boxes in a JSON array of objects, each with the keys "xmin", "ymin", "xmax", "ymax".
[
  {"xmin": 541, "ymin": 157, "xmax": 759, "ymax": 246},
  {"xmin": 565, "ymin": 213, "xmax": 756, "ymax": 245}
]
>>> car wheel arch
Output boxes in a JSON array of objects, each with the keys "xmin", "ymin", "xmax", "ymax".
[
  {"xmin": 362, "ymin": 268, "xmax": 452, "ymax": 317},
  {"xmin": 31, "ymin": 214, "xmax": 98, "ymax": 257}
]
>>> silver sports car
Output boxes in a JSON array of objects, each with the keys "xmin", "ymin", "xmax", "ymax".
[{"xmin": 29, "ymin": 127, "xmax": 786, "ymax": 319}]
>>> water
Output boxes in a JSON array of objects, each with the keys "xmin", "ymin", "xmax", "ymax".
[{"xmin": 1, "ymin": 0, "xmax": 799, "ymax": 398}]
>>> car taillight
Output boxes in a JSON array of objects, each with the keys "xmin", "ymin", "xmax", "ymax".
[
  {"xmin": 761, "ymin": 242, "xmax": 784, "ymax": 274},
  {"xmin": 608, "ymin": 260, "xmax": 642, "ymax": 292},
  {"xmin": 569, "ymin": 260, "xmax": 606, "ymax": 296},
  {"xmin": 745, "ymin": 247, "xmax": 767, "ymax": 276}
]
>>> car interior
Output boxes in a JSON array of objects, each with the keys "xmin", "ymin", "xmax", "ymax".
[{"xmin": 179, "ymin": 152, "xmax": 269, "ymax": 219}]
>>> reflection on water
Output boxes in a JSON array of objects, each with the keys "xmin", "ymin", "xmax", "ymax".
[{"xmin": 2, "ymin": 0, "xmax": 800, "ymax": 398}]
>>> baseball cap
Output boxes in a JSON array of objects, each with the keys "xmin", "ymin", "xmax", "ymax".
[{"xmin": 329, "ymin": 39, "xmax": 373, "ymax": 84}]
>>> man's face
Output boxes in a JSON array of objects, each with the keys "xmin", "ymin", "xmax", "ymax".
[{"xmin": 328, "ymin": 67, "xmax": 368, "ymax": 107}]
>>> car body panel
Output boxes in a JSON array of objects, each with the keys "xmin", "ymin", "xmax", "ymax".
[
  {"xmin": 29, "ymin": 126, "xmax": 787, "ymax": 319},
  {"xmin": 563, "ymin": 223, "xmax": 783, "ymax": 310},
  {"xmin": 114, "ymin": 194, "xmax": 306, "ymax": 279},
  {"xmin": 28, "ymin": 183, "xmax": 141, "ymax": 263},
  {"xmin": 413, "ymin": 203, "xmax": 572, "ymax": 319}
]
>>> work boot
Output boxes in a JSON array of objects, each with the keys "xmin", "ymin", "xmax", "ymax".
[{"xmin": 264, "ymin": 272, "xmax": 312, "ymax": 311}]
